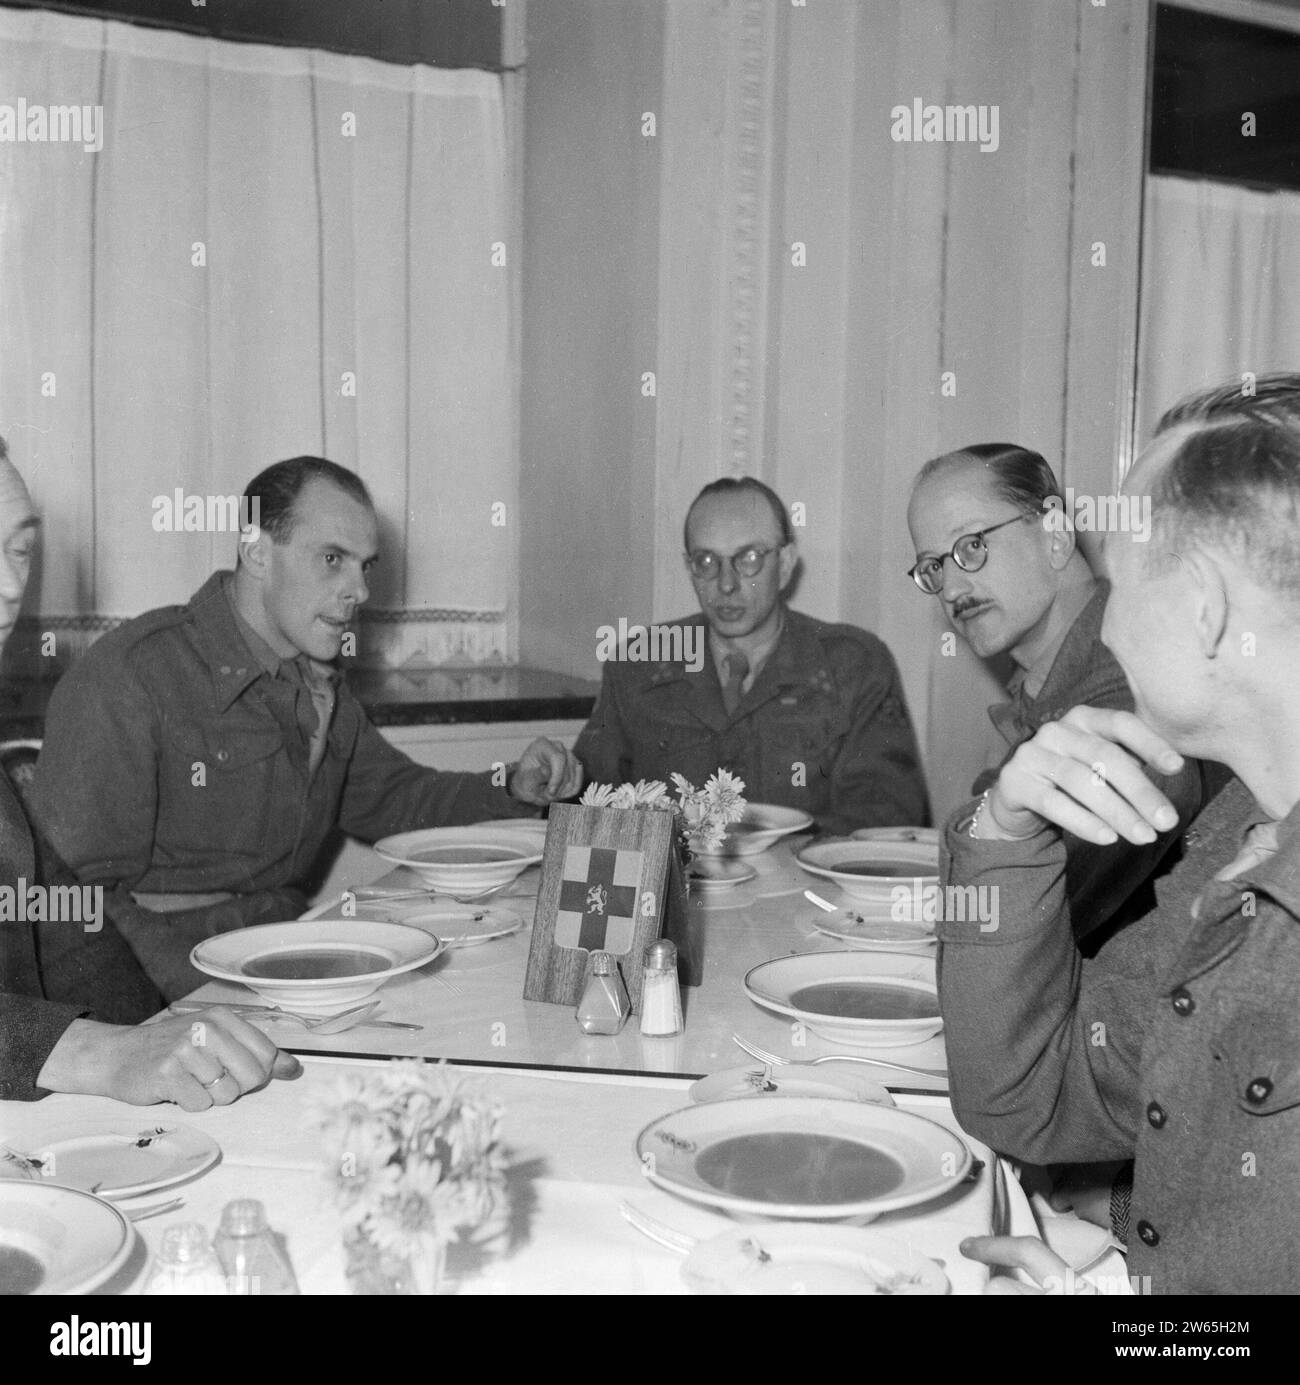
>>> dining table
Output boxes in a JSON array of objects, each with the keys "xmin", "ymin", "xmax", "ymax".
[
  {"xmin": 1, "ymin": 833, "xmax": 1063, "ymax": 1296},
  {"xmin": 184, "ymin": 835, "xmax": 951, "ymax": 1090}
]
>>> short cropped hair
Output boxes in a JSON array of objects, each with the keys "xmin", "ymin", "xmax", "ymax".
[
  {"xmin": 243, "ymin": 457, "xmax": 373, "ymax": 544},
  {"xmin": 1146, "ymin": 373, "xmax": 1300, "ymax": 600},
  {"xmin": 683, "ymin": 477, "xmax": 792, "ymax": 550},
  {"xmin": 913, "ymin": 443, "xmax": 1063, "ymax": 513}
]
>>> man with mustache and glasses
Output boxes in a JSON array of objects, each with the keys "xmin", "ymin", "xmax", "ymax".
[
  {"xmin": 574, "ymin": 477, "xmax": 929, "ymax": 834},
  {"xmin": 31, "ymin": 457, "xmax": 580, "ymax": 1000},
  {"xmin": 907, "ymin": 446, "xmax": 1218, "ymax": 956}
]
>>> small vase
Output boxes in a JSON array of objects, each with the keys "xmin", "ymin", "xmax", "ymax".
[{"xmin": 344, "ymin": 1228, "xmax": 447, "ymax": 1296}]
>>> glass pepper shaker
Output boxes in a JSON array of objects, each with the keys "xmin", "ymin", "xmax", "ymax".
[
  {"xmin": 640, "ymin": 938, "xmax": 684, "ymax": 1036},
  {"xmin": 143, "ymin": 1223, "xmax": 227, "ymax": 1295},
  {"xmin": 213, "ymin": 1198, "xmax": 300, "ymax": 1295},
  {"xmin": 576, "ymin": 951, "xmax": 630, "ymax": 1034}
]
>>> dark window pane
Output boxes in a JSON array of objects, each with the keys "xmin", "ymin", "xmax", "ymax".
[
  {"xmin": 1152, "ymin": 3, "xmax": 1300, "ymax": 192},
  {"xmin": 2, "ymin": 0, "xmax": 505, "ymax": 70}
]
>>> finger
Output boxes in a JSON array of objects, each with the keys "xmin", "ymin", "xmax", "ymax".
[
  {"xmin": 271, "ymin": 1050, "xmax": 304, "ymax": 1080},
  {"xmin": 157, "ymin": 1050, "xmax": 218, "ymax": 1113},
  {"xmin": 1050, "ymin": 732, "xmax": 1181, "ymax": 830},
  {"xmin": 960, "ymin": 1235, "xmax": 1074, "ymax": 1289},
  {"xmin": 184, "ymin": 1012, "xmax": 278, "ymax": 1092},
  {"xmin": 1058, "ymin": 705, "xmax": 1184, "ymax": 775},
  {"xmin": 175, "ymin": 1041, "xmax": 242, "ymax": 1106}
]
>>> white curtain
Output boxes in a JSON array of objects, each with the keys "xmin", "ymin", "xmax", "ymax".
[
  {"xmin": 0, "ymin": 8, "xmax": 513, "ymax": 664},
  {"xmin": 1137, "ymin": 174, "xmax": 1300, "ymax": 445}
]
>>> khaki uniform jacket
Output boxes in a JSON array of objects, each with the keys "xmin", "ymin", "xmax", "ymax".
[{"xmin": 573, "ymin": 609, "xmax": 929, "ymax": 834}]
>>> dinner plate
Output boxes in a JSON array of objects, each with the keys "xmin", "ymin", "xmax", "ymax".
[
  {"xmin": 682, "ymin": 1225, "xmax": 950, "ymax": 1295},
  {"xmin": 744, "ymin": 950, "xmax": 942, "ymax": 1047},
  {"xmin": 390, "ymin": 902, "xmax": 525, "ymax": 947},
  {"xmin": 635, "ymin": 1096, "xmax": 971, "ymax": 1221},
  {"xmin": 809, "ymin": 910, "xmax": 936, "ymax": 951},
  {"xmin": 687, "ymin": 858, "xmax": 758, "ymax": 889},
  {"xmin": 0, "ymin": 1183, "xmax": 134, "ymax": 1295},
  {"xmin": 689, "ymin": 1066, "xmax": 894, "ymax": 1106},
  {"xmin": 373, "ymin": 826, "xmax": 544, "ymax": 895},
  {"xmin": 795, "ymin": 839, "xmax": 939, "ymax": 909},
  {"xmin": 191, "ymin": 919, "xmax": 444, "ymax": 1013},
  {"xmin": 696, "ymin": 804, "xmax": 814, "ymax": 857},
  {"xmin": 28, "ymin": 1122, "xmax": 220, "ymax": 1200}
]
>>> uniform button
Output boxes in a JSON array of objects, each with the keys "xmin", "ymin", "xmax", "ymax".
[
  {"xmin": 1171, "ymin": 987, "xmax": 1195, "ymax": 1016},
  {"xmin": 1246, "ymin": 1077, "xmax": 1274, "ymax": 1105},
  {"xmin": 219, "ymin": 665, "xmax": 231, "ymax": 675},
  {"xmin": 216, "ymin": 749, "xmax": 229, "ymax": 763},
  {"xmin": 1146, "ymin": 1101, "xmax": 1166, "ymax": 1129},
  {"xmin": 1136, "ymin": 1219, "xmax": 1160, "ymax": 1247}
]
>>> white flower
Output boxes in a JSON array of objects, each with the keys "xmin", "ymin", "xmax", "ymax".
[
  {"xmin": 631, "ymin": 779, "xmax": 669, "ymax": 805},
  {"xmin": 580, "ymin": 783, "xmax": 616, "ymax": 807},
  {"xmin": 609, "ymin": 784, "xmax": 638, "ymax": 809}
]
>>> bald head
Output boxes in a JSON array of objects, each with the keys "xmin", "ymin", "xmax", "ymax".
[{"xmin": 1132, "ymin": 374, "xmax": 1300, "ymax": 606}]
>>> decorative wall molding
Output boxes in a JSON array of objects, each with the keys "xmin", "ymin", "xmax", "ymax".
[
  {"xmin": 10, "ymin": 608, "xmax": 510, "ymax": 675},
  {"xmin": 725, "ymin": 0, "xmax": 779, "ymax": 477}
]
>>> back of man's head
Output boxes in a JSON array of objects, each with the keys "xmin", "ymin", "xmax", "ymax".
[
  {"xmin": 683, "ymin": 476, "xmax": 791, "ymax": 550},
  {"xmin": 1147, "ymin": 374, "xmax": 1300, "ymax": 604},
  {"xmin": 243, "ymin": 456, "xmax": 373, "ymax": 545}
]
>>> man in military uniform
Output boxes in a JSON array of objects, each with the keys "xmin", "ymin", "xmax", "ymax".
[{"xmin": 573, "ymin": 477, "xmax": 929, "ymax": 834}]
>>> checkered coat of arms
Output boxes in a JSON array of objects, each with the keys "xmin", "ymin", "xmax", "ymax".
[{"xmin": 524, "ymin": 802, "xmax": 696, "ymax": 1011}]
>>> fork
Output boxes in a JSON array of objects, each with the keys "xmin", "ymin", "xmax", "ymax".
[
  {"xmin": 732, "ymin": 1033, "xmax": 947, "ymax": 1081},
  {"xmin": 619, "ymin": 1202, "xmax": 697, "ymax": 1255}
]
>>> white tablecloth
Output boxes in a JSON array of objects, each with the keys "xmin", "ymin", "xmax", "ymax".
[
  {"xmin": 183, "ymin": 839, "xmax": 949, "ymax": 1092},
  {"xmin": 0, "ymin": 1058, "xmax": 1033, "ymax": 1295}
]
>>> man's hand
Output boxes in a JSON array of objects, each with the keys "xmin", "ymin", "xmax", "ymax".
[
  {"xmin": 979, "ymin": 706, "xmax": 1185, "ymax": 846},
  {"xmin": 510, "ymin": 737, "xmax": 583, "ymax": 805},
  {"xmin": 37, "ymin": 1008, "xmax": 302, "ymax": 1111},
  {"xmin": 961, "ymin": 1235, "xmax": 1097, "ymax": 1295}
]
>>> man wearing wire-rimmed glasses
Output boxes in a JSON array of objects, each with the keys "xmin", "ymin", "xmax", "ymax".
[{"xmin": 574, "ymin": 476, "xmax": 929, "ymax": 834}]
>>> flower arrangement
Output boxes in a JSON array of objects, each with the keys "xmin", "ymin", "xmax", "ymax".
[
  {"xmin": 316, "ymin": 1059, "xmax": 508, "ymax": 1292},
  {"xmin": 579, "ymin": 768, "xmax": 747, "ymax": 855}
]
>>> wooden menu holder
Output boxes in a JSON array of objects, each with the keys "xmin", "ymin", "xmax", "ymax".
[{"xmin": 523, "ymin": 802, "xmax": 700, "ymax": 1012}]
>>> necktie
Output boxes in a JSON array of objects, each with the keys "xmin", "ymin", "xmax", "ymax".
[
  {"xmin": 287, "ymin": 655, "xmax": 336, "ymax": 777},
  {"xmin": 721, "ymin": 651, "xmax": 750, "ymax": 717}
]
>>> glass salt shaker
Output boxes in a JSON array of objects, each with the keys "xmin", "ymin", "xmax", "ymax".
[
  {"xmin": 213, "ymin": 1198, "xmax": 300, "ymax": 1295},
  {"xmin": 639, "ymin": 938, "xmax": 684, "ymax": 1036},
  {"xmin": 576, "ymin": 951, "xmax": 630, "ymax": 1034},
  {"xmin": 143, "ymin": 1223, "xmax": 227, "ymax": 1295}
]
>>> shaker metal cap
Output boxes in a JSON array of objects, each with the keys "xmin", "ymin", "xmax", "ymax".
[
  {"xmin": 591, "ymin": 951, "xmax": 615, "ymax": 975},
  {"xmin": 643, "ymin": 938, "xmax": 677, "ymax": 970}
]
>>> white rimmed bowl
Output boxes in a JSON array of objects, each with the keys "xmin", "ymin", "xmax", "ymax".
[
  {"xmin": 796, "ymin": 838, "xmax": 939, "ymax": 909},
  {"xmin": 696, "ymin": 804, "xmax": 814, "ymax": 858},
  {"xmin": 744, "ymin": 951, "xmax": 943, "ymax": 1048},
  {"xmin": 190, "ymin": 919, "xmax": 443, "ymax": 1013},
  {"xmin": 0, "ymin": 1183, "xmax": 134, "ymax": 1295},
  {"xmin": 373, "ymin": 825, "xmax": 544, "ymax": 895}
]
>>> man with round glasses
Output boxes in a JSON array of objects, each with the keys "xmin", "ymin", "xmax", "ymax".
[
  {"xmin": 574, "ymin": 477, "xmax": 929, "ymax": 833},
  {"xmin": 906, "ymin": 444, "xmax": 1215, "ymax": 954}
]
